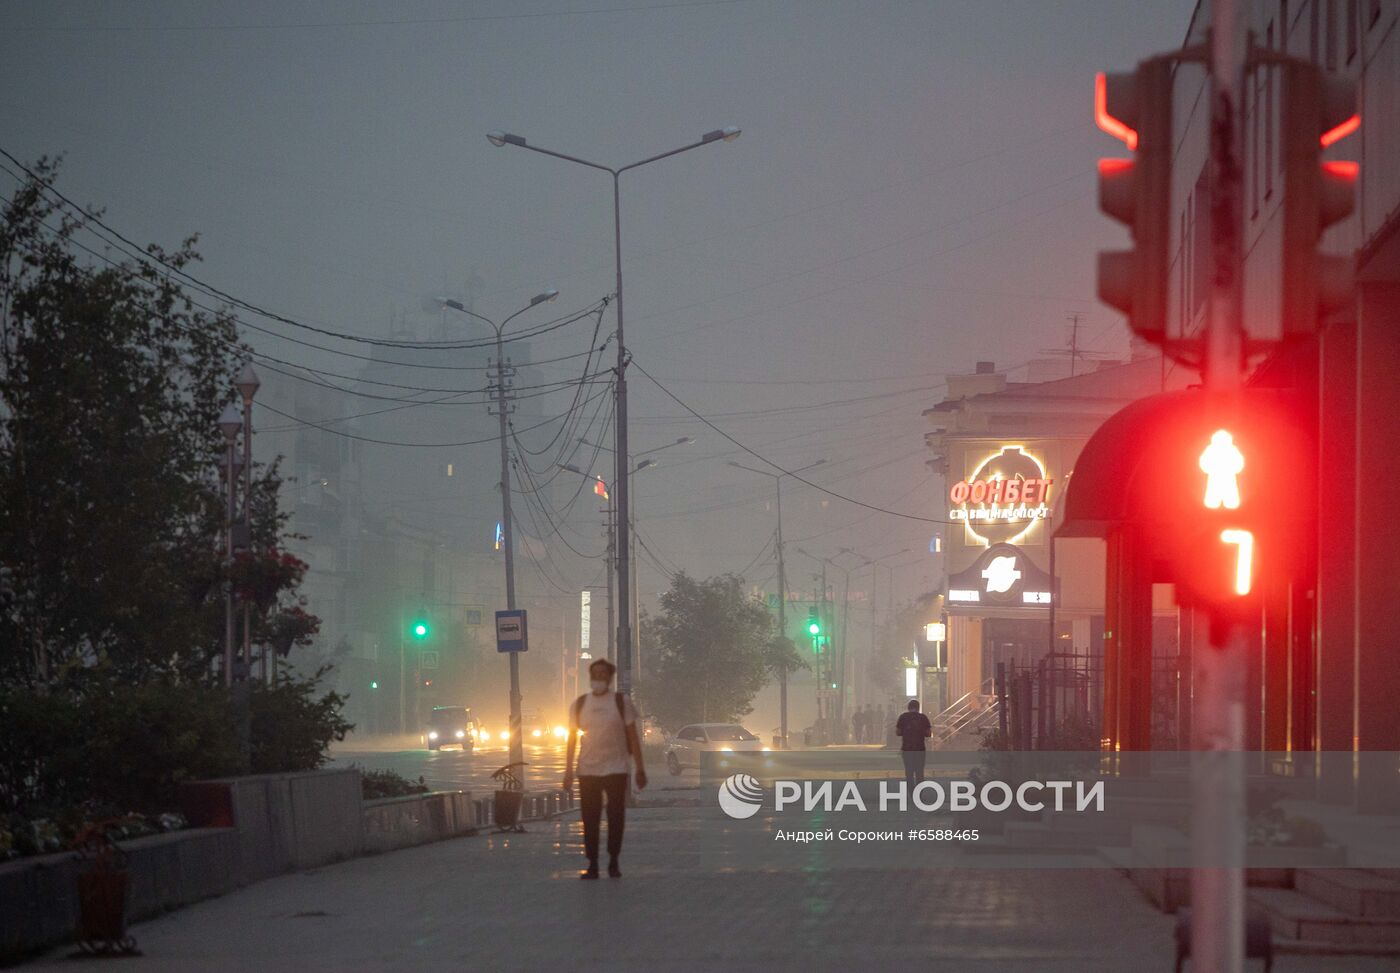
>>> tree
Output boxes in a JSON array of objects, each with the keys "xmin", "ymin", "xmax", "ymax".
[
  {"xmin": 867, "ymin": 590, "xmax": 941, "ymax": 704},
  {"xmin": 0, "ymin": 158, "xmax": 301, "ymax": 686},
  {"xmin": 638, "ymin": 573, "xmax": 774, "ymax": 729}
]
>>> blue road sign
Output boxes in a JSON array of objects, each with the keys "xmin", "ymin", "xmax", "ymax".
[{"xmin": 495, "ymin": 610, "xmax": 528, "ymax": 653}]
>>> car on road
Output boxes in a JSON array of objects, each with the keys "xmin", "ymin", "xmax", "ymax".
[
  {"xmin": 664, "ymin": 722, "xmax": 767, "ymax": 775},
  {"xmin": 424, "ymin": 706, "xmax": 478, "ymax": 752},
  {"xmin": 522, "ymin": 710, "xmax": 568, "ymax": 745}
]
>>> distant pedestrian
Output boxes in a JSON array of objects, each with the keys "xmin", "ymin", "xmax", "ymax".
[
  {"xmin": 563, "ymin": 658, "xmax": 647, "ymax": 880},
  {"xmin": 895, "ymin": 699, "xmax": 933, "ymax": 790},
  {"xmin": 851, "ymin": 706, "xmax": 864, "ymax": 744}
]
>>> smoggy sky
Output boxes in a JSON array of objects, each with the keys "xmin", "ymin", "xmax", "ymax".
[{"xmin": 0, "ymin": 0, "xmax": 1195, "ymax": 610}]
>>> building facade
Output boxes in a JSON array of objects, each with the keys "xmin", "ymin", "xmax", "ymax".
[{"xmin": 923, "ymin": 356, "xmax": 1184, "ymax": 739}]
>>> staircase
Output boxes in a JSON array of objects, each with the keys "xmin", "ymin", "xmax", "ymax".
[
  {"xmin": 929, "ymin": 678, "xmax": 999, "ymax": 750},
  {"xmin": 1250, "ymin": 869, "xmax": 1400, "ymax": 952}
]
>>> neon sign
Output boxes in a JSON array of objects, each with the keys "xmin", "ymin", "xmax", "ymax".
[{"xmin": 947, "ymin": 445, "xmax": 1053, "ymax": 545}]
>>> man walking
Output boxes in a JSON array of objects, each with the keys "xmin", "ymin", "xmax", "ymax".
[
  {"xmin": 851, "ymin": 705, "xmax": 865, "ymax": 745},
  {"xmin": 895, "ymin": 699, "xmax": 932, "ymax": 790},
  {"xmin": 563, "ymin": 658, "xmax": 647, "ymax": 879}
]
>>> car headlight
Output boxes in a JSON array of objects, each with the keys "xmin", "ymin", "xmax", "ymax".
[
  {"xmin": 499, "ymin": 729, "xmax": 510, "ymax": 740},
  {"xmin": 720, "ymin": 746, "xmax": 733, "ymax": 752},
  {"xmin": 762, "ymin": 746, "xmax": 771, "ymax": 752},
  {"xmin": 478, "ymin": 730, "xmax": 491, "ymax": 742},
  {"xmin": 553, "ymin": 726, "xmax": 567, "ymax": 738},
  {"xmin": 455, "ymin": 730, "xmax": 466, "ymax": 739},
  {"xmin": 428, "ymin": 731, "xmax": 439, "ymax": 740},
  {"xmin": 532, "ymin": 728, "xmax": 542, "ymax": 738}
]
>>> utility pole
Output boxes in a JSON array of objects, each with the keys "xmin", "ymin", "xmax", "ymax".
[
  {"xmin": 775, "ymin": 523, "xmax": 789, "ymax": 748},
  {"xmin": 730, "ymin": 459, "xmax": 826, "ymax": 749},
  {"xmin": 603, "ymin": 502, "xmax": 616, "ymax": 659},
  {"xmin": 489, "ymin": 342, "xmax": 525, "ymax": 774},
  {"xmin": 818, "ymin": 564, "xmax": 829, "ymax": 741},
  {"xmin": 437, "ymin": 289, "xmax": 558, "ymax": 780}
]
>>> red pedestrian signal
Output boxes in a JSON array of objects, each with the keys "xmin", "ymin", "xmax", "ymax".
[{"xmin": 1095, "ymin": 58, "xmax": 1173, "ymax": 343}]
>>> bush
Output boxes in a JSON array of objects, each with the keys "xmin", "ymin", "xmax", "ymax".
[
  {"xmin": 0, "ymin": 668, "xmax": 352, "ymax": 823},
  {"xmin": 249, "ymin": 667, "xmax": 353, "ymax": 774},
  {"xmin": 0, "ymin": 680, "xmax": 241, "ymax": 816},
  {"xmin": 358, "ymin": 768, "xmax": 428, "ymax": 800}
]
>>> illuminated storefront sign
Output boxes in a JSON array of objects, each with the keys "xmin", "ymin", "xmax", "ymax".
[
  {"xmin": 945, "ymin": 543, "xmax": 1053, "ymax": 611},
  {"xmin": 947, "ymin": 445, "xmax": 1053, "ymax": 545}
]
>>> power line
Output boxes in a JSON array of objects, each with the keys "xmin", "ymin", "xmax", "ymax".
[
  {"xmin": 1, "ymin": 145, "xmax": 609, "ymax": 351},
  {"xmin": 631, "ymin": 358, "xmax": 1038, "ymax": 528},
  {"xmin": 254, "ymin": 382, "xmax": 612, "ymax": 449}
]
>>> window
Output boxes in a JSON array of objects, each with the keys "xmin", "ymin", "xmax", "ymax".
[
  {"xmin": 1192, "ymin": 168, "xmax": 1211, "ymax": 320},
  {"xmin": 1310, "ymin": 0, "xmax": 1321, "ymax": 62},
  {"xmin": 1265, "ymin": 24, "xmax": 1275, "ymax": 197},
  {"xmin": 1180, "ymin": 207, "xmax": 1189, "ymax": 333},
  {"xmin": 1326, "ymin": 0, "xmax": 1338, "ymax": 70},
  {"xmin": 1347, "ymin": 0, "xmax": 1359, "ymax": 61},
  {"xmin": 1250, "ymin": 69, "xmax": 1261, "ymax": 216}
]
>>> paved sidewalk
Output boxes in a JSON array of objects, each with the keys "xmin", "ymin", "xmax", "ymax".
[{"xmin": 31, "ymin": 806, "xmax": 1394, "ymax": 971}]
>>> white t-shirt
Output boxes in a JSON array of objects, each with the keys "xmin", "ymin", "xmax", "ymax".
[{"xmin": 573, "ymin": 692, "xmax": 638, "ymax": 777}]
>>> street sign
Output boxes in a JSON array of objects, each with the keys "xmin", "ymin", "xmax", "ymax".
[
  {"xmin": 495, "ymin": 610, "xmax": 528, "ymax": 653},
  {"xmin": 420, "ymin": 651, "xmax": 440, "ymax": 670}
]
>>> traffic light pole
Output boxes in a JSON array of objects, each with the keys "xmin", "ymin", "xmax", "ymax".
[{"xmin": 1193, "ymin": 7, "xmax": 1249, "ymax": 972}]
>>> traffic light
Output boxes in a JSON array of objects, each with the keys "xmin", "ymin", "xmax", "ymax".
[
  {"xmin": 1131, "ymin": 392, "xmax": 1314, "ymax": 616},
  {"xmin": 411, "ymin": 617, "xmax": 430, "ymax": 640},
  {"xmin": 1280, "ymin": 60, "xmax": 1359, "ymax": 337},
  {"xmin": 806, "ymin": 607, "xmax": 824, "ymax": 652},
  {"xmin": 1095, "ymin": 57, "xmax": 1173, "ymax": 342}
]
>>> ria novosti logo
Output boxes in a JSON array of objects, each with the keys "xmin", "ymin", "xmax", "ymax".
[
  {"xmin": 717, "ymin": 774, "xmax": 765, "ymax": 819},
  {"xmin": 716, "ymin": 775, "xmax": 1105, "ymax": 819}
]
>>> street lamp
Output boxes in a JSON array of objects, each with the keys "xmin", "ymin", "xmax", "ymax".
[
  {"xmin": 234, "ymin": 363, "xmax": 261, "ymax": 681},
  {"xmin": 436, "ymin": 288, "xmax": 560, "ymax": 779},
  {"xmin": 488, "ymin": 126, "xmax": 741, "ymax": 695},
  {"xmin": 217, "ymin": 404, "xmax": 242, "ymax": 688},
  {"xmin": 729, "ymin": 458, "xmax": 825, "ymax": 748}
]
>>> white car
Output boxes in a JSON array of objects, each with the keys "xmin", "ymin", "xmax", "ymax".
[{"xmin": 664, "ymin": 723, "xmax": 766, "ymax": 775}]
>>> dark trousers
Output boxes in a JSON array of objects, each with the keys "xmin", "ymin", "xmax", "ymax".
[
  {"xmin": 578, "ymin": 773, "xmax": 628, "ymax": 863},
  {"xmin": 901, "ymin": 750, "xmax": 927, "ymax": 789}
]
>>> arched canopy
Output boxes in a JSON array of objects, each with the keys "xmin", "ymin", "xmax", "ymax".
[{"xmin": 1056, "ymin": 388, "xmax": 1315, "ymax": 546}]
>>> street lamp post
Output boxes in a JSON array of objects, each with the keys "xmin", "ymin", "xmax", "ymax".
[
  {"xmin": 437, "ymin": 289, "xmax": 559, "ymax": 778},
  {"xmin": 488, "ymin": 126, "xmax": 740, "ymax": 695},
  {"xmin": 729, "ymin": 459, "xmax": 825, "ymax": 748},
  {"xmin": 234, "ymin": 363, "xmax": 261, "ymax": 682},
  {"xmin": 217, "ymin": 405, "xmax": 242, "ymax": 688}
]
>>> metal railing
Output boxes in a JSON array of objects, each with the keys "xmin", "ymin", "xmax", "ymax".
[{"xmin": 929, "ymin": 677, "xmax": 999, "ymax": 748}]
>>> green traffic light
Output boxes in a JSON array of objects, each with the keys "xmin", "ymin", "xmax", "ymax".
[
  {"xmin": 370, "ymin": 680, "xmax": 379, "ymax": 690},
  {"xmin": 412, "ymin": 621, "xmax": 429, "ymax": 639},
  {"xmin": 808, "ymin": 622, "xmax": 821, "ymax": 636}
]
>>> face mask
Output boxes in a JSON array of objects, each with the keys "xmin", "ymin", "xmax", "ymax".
[{"xmin": 590, "ymin": 680, "xmax": 609, "ymax": 694}]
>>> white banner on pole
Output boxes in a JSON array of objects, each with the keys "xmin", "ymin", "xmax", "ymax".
[{"xmin": 580, "ymin": 590, "xmax": 592, "ymax": 651}]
